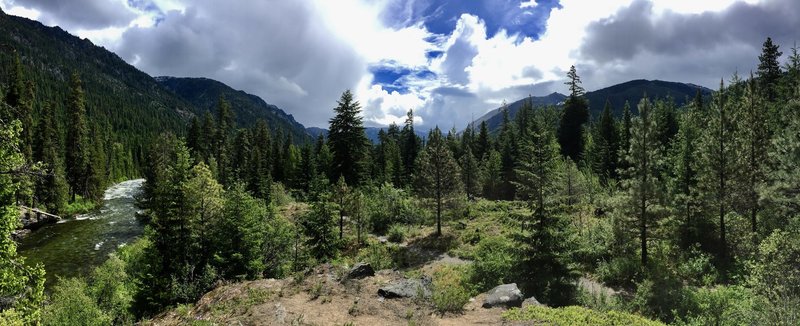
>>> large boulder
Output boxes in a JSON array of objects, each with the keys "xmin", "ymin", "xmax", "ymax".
[
  {"xmin": 342, "ymin": 262, "xmax": 375, "ymax": 281},
  {"xmin": 482, "ymin": 283, "xmax": 524, "ymax": 308},
  {"xmin": 378, "ymin": 276, "xmax": 432, "ymax": 299}
]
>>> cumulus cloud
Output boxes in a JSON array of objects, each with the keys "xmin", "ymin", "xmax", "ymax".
[
  {"xmin": 577, "ymin": 0, "xmax": 799, "ymax": 90},
  {"xmin": 6, "ymin": 0, "xmax": 137, "ymax": 29},
  {"xmin": 1, "ymin": 0, "xmax": 795, "ymax": 130},
  {"xmin": 111, "ymin": 0, "xmax": 369, "ymax": 128}
]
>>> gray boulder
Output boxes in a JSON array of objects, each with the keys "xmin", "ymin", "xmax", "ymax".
[
  {"xmin": 378, "ymin": 276, "xmax": 432, "ymax": 299},
  {"xmin": 343, "ymin": 262, "xmax": 375, "ymax": 281},
  {"xmin": 482, "ymin": 283, "xmax": 524, "ymax": 308},
  {"xmin": 522, "ymin": 296, "xmax": 543, "ymax": 307}
]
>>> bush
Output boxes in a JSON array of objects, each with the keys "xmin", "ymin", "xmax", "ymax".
[
  {"xmin": 502, "ymin": 305, "xmax": 664, "ymax": 326},
  {"xmin": 469, "ymin": 236, "xmax": 515, "ymax": 291},
  {"xmin": 364, "ymin": 184, "xmax": 428, "ymax": 235},
  {"xmin": 355, "ymin": 240, "xmax": 395, "ymax": 270},
  {"xmin": 42, "ymin": 278, "xmax": 110, "ymax": 326},
  {"xmin": 431, "ymin": 265, "xmax": 472, "ymax": 313},
  {"xmin": 748, "ymin": 230, "xmax": 800, "ymax": 324},
  {"xmin": 387, "ymin": 224, "xmax": 406, "ymax": 243},
  {"xmin": 675, "ymin": 285, "xmax": 756, "ymax": 326}
]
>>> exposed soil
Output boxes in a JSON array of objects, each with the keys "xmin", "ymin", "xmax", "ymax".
[{"xmin": 147, "ymin": 263, "xmax": 518, "ymax": 326}]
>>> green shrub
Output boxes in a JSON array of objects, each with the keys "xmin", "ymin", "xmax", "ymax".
[
  {"xmin": 88, "ymin": 255, "xmax": 134, "ymax": 325},
  {"xmin": 364, "ymin": 184, "xmax": 428, "ymax": 234},
  {"xmin": 387, "ymin": 224, "xmax": 406, "ymax": 243},
  {"xmin": 43, "ymin": 278, "xmax": 111, "ymax": 326},
  {"xmin": 502, "ymin": 305, "xmax": 664, "ymax": 326},
  {"xmin": 63, "ymin": 195, "xmax": 97, "ymax": 216},
  {"xmin": 748, "ymin": 230, "xmax": 800, "ymax": 324},
  {"xmin": 675, "ymin": 285, "xmax": 756, "ymax": 326},
  {"xmin": 469, "ymin": 236, "xmax": 514, "ymax": 291},
  {"xmin": 355, "ymin": 240, "xmax": 395, "ymax": 270},
  {"xmin": 431, "ymin": 265, "xmax": 472, "ymax": 313}
]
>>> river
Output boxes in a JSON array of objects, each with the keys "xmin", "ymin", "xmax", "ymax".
[{"xmin": 18, "ymin": 179, "xmax": 145, "ymax": 287}]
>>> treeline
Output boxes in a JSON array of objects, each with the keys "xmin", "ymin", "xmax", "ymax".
[{"xmin": 1, "ymin": 53, "xmax": 138, "ymax": 216}]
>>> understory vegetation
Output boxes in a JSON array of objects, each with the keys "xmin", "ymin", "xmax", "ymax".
[{"xmin": 0, "ymin": 35, "xmax": 799, "ymax": 325}]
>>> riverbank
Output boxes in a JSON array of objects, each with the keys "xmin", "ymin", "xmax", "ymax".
[{"xmin": 18, "ymin": 179, "xmax": 145, "ymax": 287}]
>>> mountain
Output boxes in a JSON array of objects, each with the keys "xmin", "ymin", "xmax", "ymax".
[
  {"xmin": 584, "ymin": 79, "xmax": 712, "ymax": 116},
  {"xmin": 307, "ymin": 127, "xmax": 428, "ymax": 144},
  {"xmin": 472, "ymin": 79, "xmax": 713, "ymax": 133},
  {"xmin": 156, "ymin": 77, "xmax": 310, "ymax": 142},
  {"xmin": 306, "ymin": 127, "xmax": 328, "ymax": 139},
  {"xmin": 0, "ymin": 8, "xmax": 193, "ymax": 163},
  {"xmin": 471, "ymin": 92, "xmax": 568, "ymax": 132}
]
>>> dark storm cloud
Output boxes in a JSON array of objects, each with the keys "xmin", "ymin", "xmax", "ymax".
[
  {"xmin": 10, "ymin": 0, "xmax": 137, "ymax": 29},
  {"xmin": 114, "ymin": 0, "xmax": 366, "ymax": 128},
  {"xmin": 579, "ymin": 0, "xmax": 800, "ymax": 89}
]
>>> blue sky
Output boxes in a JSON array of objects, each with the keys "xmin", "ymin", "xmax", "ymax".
[{"xmin": 1, "ymin": 0, "xmax": 795, "ymax": 129}]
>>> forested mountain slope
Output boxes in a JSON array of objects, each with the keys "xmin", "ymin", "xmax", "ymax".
[{"xmin": 157, "ymin": 76, "xmax": 310, "ymax": 141}]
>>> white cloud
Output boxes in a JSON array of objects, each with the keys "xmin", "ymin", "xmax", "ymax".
[{"xmin": 1, "ymin": 0, "xmax": 787, "ymax": 129}]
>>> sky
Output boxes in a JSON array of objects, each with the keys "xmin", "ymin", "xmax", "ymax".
[{"xmin": 1, "ymin": 0, "xmax": 797, "ymax": 129}]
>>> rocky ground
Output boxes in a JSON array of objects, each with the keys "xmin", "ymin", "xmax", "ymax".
[{"xmin": 146, "ymin": 262, "xmax": 523, "ymax": 325}]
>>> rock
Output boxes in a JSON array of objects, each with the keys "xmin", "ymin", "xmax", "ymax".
[
  {"xmin": 378, "ymin": 276, "xmax": 432, "ymax": 299},
  {"xmin": 482, "ymin": 283, "xmax": 524, "ymax": 308},
  {"xmin": 522, "ymin": 296, "xmax": 543, "ymax": 307},
  {"xmin": 342, "ymin": 262, "xmax": 374, "ymax": 281},
  {"xmin": 11, "ymin": 229, "xmax": 31, "ymax": 241}
]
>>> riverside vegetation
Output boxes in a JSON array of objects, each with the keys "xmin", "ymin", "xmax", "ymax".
[{"xmin": 1, "ymin": 17, "xmax": 800, "ymax": 325}]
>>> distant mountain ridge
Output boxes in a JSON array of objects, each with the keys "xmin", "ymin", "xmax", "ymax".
[
  {"xmin": 307, "ymin": 127, "xmax": 427, "ymax": 144},
  {"xmin": 156, "ymin": 76, "xmax": 310, "ymax": 141},
  {"xmin": 472, "ymin": 79, "xmax": 713, "ymax": 133}
]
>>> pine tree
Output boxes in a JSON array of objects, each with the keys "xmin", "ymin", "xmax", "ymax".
[
  {"xmin": 514, "ymin": 113, "xmax": 560, "ymax": 229},
  {"xmin": 618, "ymin": 101, "xmax": 633, "ymax": 173},
  {"xmin": 654, "ymin": 97, "xmax": 679, "ymax": 149},
  {"xmin": 34, "ymin": 102, "xmax": 68, "ymax": 214},
  {"xmin": 328, "ymin": 90, "xmax": 369, "ymax": 186},
  {"xmin": 595, "ymin": 99, "xmax": 619, "ymax": 181},
  {"xmin": 620, "ymin": 96, "xmax": 666, "ymax": 266},
  {"xmin": 670, "ymin": 96, "xmax": 705, "ymax": 248},
  {"xmin": 475, "ymin": 120, "xmax": 491, "ymax": 161},
  {"xmin": 737, "ymin": 76, "xmax": 770, "ymax": 236},
  {"xmin": 401, "ymin": 109, "xmax": 420, "ymax": 184},
  {"xmin": 482, "ymin": 149, "xmax": 503, "ymax": 199},
  {"xmin": 460, "ymin": 144, "xmax": 480, "ymax": 200},
  {"xmin": 183, "ymin": 162, "xmax": 223, "ymax": 277},
  {"xmin": 559, "ymin": 65, "xmax": 589, "ymax": 162},
  {"xmin": 249, "ymin": 120, "xmax": 272, "ymax": 204},
  {"xmin": 762, "ymin": 114, "xmax": 800, "ymax": 226},
  {"xmin": 513, "ymin": 109, "xmax": 577, "ymax": 305},
  {"xmin": 333, "ymin": 176, "xmax": 349, "ymax": 240},
  {"xmin": 757, "ymin": 37, "xmax": 783, "ymax": 101},
  {"xmin": 302, "ymin": 195, "xmax": 339, "ymax": 261},
  {"xmin": 86, "ymin": 123, "xmax": 108, "ymax": 203},
  {"xmin": 699, "ymin": 80, "xmax": 738, "ymax": 267},
  {"xmin": 315, "ymin": 135, "xmax": 333, "ymax": 181},
  {"xmin": 415, "ymin": 127, "xmax": 462, "ymax": 236},
  {"xmin": 65, "ymin": 72, "xmax": 89, "ymax": 201},
  {"xmin": 299, "ymin": 143, "xmax": 316, "ymax": 192},
  {"xmin": 215, "ymin": 96, "xmax": 235, "ymax": 186},
  {"xmin": 499, "ymin": 106, "xmax": 518, "ymax": 199}
]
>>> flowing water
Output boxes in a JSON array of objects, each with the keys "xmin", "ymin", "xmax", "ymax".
[{"xmin": 18, "ymin": 179, "xmax": 145, "ymax": 287}]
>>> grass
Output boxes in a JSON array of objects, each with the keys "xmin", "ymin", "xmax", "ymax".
[
  {"xmin": 210, "ymin": 287, "xmax": 274, "ymax": 316},
  {"xmin": 502, "ymin": 305, "xmax": 665, "ymax": 326},
  {"xmin": 63, "ymin": 195, "xmax": 98, "ymax": 217}
]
